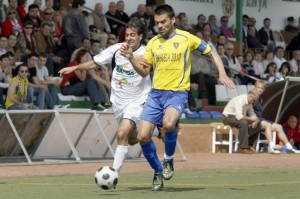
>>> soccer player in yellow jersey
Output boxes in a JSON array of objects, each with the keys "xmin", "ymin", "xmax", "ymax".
[{"xmin": 120, "ymin": 4, "xmax": 235, "ymax": 191}]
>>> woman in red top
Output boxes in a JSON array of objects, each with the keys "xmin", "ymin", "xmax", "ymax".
[
  {"xmin": 16, "ymin": 0, "xmax": 28, "ymax": 21},
  {"xmin": 60, "ymin": 49, "xmax": 106, "ymax": 111},
  {"xmin": 1, "ymin": 7, "xmax": 24, "ymax": 36}
]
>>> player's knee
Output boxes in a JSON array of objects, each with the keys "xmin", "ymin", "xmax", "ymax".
[
  {"xmin": 137, "ymin": 134, "xmax": 149, "ymax": 145},
  {"xmin": 117, "ymin": 130, "xmax": 128, "ymax": 141},
  {"xmin": 163, "ymin": 121, "xmax": 175, "ymax": 132}
]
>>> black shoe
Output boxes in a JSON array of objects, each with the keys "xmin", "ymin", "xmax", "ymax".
[
  {"xmin": 162, "ymin": 159, "xmax": 174, "ymax": 180},
  {"xmin": 152, "ymin": 173, "xmax": 164, "ymax": 191},
  {"xmin": 91, "ymin": 104, "xmax": 105, "ymax": 111}
]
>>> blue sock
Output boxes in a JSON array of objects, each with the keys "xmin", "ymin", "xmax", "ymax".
[
  {"xmin": 141, "ymin": 139, "xmax": 162, "ymax": 173},
  {"xmin": 164, "ymin": 127, "xmax": 178, "ymax": 157}
]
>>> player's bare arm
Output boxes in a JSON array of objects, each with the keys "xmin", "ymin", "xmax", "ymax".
[
  {"xmin": 119, "ymin": 43, "xmax": 151, "ymax": 77},
  {"xmin": 206, "ymin": 50, "xmax": 235, "ymax": 89},
  {"xmin": 58, "ymin": 61, "xmax": 97, "ymax": 76}
]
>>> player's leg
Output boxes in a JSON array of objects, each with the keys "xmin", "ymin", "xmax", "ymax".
[
  {"xmin": 113, "ymin": 119, "xmax": 135, "ymax": 173},
  {"xmin": 162, "ymin": 91, "xmax": 187, "ymax": 180}
]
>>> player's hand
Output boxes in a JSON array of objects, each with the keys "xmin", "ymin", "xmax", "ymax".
[
  {"xmin": 136, "ymin": 56, "xmax": 149, "ymax": 68},
  {"xmin": 120, "ymin": 43, "xmax": 133, "ymax": 59},
  {"xmin": 219, "ymin": 74, "xmax": 235, "ymax": 89},
  {"xmin": 58, "ymin": 66, "xmax": 77, "ymax": 77}
]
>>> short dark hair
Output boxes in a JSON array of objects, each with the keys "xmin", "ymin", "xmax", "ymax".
[
  {"xmin": 155, "ymin": 4, "xmax": 175, "ymax": 19},
  {"xmin": 126, "ymin": 18, "xmax": 146, "ymax": 42},
  {"xmin": 72, "ymin": 0, "xmax": 86, "ymax": 8},
  {"xmin": 28, "ymin": 4, "xmax": 39, "ymax": 11}
]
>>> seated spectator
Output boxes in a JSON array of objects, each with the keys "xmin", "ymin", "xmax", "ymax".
[
  {"xmin": 70, "ymin": 37, "xmax": 91, "ymax": 61},
  {"xmin": 16, "ymin": 0, "xmax": 27, "ymax": 21},
  {"xmin": 208, "ymin": 14, "xmax": 220, "ymax": 37},
  {"xmin": 177, "ymin": 15, "xmax": 193, "ymax": 32},
  {"xmin": 217, "ymin": 33, "xmax": 227, "ymax": 45},
  {"xmin": 202, "ymin": 29, "xmax": 216, "ymax": 51},
  {"xmin": 261, "ymin": 62, "xmax": 280, "ymax": 84},
  {"xmin": 251, "ymin": 52, "xmax": 264, "ymax": 78},
  {"xmin": 253, "ymin": 80, "xmax": 300, "ymax": 153},
  {"xmin": 282, "ymin": 115, "xmax": 300, "ymax": 150},
  {"xmin": 242, "ymin": 51, "xmax": 256, "ymax": 85},
  {"xmin": 5, "ymin": 64, "xmax": 39, "ymax": 110},
  {"xmin": 289, "ymin": 50, "xmax": 300, "ymax": 73},
  {"xmin": 89, "ymin": 39, "xmax": 102, "ymax": 58},
  {"xmin": 273, "ymin": 46, "xmax": 287, "ymax": 68},
  {"xmin": 285, "ymin": 16, "xmax": 298, "ymax": 33},
  {"xmin": 193, "ymin": 14, "xmax": 206, "ymax": 32},
  {"xmin": 258, "ymin": 18, "xmax": 275, "ymax": 52},
  {"xmin": 1, "ymin": 7, "xmax": 23, "ymax": 37},
  {"xmin": 22, "ymin": 3, "xmax": 43, "ymax": 32},
  {"xmin": 278, "ymin": 62, "xmax": 292, "ymax": 79},
  {"xmin": 106, "ymin": 1, "xmax": 122, "ymax": 37},
  {"xmin": 286, "ymin": 30, "xmax": 300, "ymax": 51},
  {"xmin": 219, "ymin": 16, "xmax": 235, "ymax": 39},
  {"xmin": 0, "ymin": 1, "xmax": 7, "ymax": 26},
  {"xmin": 36, "ymin": 52, "xmax": 61, "ymax": 109},
  {"xmin": 262, "ymin": 51, "xmax": 274, "ymax": 70},
  {"xmin": 17, "ymin": 20, "xmax": 37, "ymax": 58},
  {"xmin": 60, "ymin": 49, "xmax": 106, "ymax": 111},
  {"xmin": 246, "ymin": 25, "xmax": 265, "ymax": 49},
  {"xmin": 26, "ymin": 52, "xmax": 46, "ymax": 109},
  {"xmin": 0, "ymin": 35, "xmax": 7, "ymax": 56},
  {"xmin": 222, "ymin": 90, "xmax": 261, "ymax": 153},
  {"xmin": 0, "ymin": 53, "xmax": 11, "ymax": 108}
]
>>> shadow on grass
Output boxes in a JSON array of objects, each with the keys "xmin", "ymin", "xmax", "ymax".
[{"xmin": 127, "ymin": 186, "xmax": 204, "ymax": 192}]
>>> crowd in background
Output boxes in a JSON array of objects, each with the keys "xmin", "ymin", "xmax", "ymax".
[{"xmin": 0, "ymin": 0, "xmax": 300, "ymax": 111}]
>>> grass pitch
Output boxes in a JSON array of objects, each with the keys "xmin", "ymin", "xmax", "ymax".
[{"xmin": 1, "ymin": 168, "xmax": 299, "ymax": 199}]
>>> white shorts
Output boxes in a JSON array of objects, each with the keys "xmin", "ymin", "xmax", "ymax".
[{"xmin": 112, "ymin": 102, "xmax": 144, "ymax": 126}]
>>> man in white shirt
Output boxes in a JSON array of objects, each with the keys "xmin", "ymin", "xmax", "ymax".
[
  {"xmin": 222, "ymin": 90, "xmax": 261, "ymax": 153},
  {"xmin": 289, "ymin": 50, "xmax": 300, "ymax": 73}
]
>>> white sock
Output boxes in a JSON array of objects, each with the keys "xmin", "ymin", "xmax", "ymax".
[
  {"xmin": 164, "ymin": 153, "xmax": 173, "ymax": 160},
  {"xmin": 152, "ymin": 128, "xmax": 159, "ymax": 137},
  {"xmin": 286, "ymin": 143, "xmax": 293, "ymax": 150},
  {"xmin": 113, "ymin": 145, "xmax": 128, "ymax": 173}
]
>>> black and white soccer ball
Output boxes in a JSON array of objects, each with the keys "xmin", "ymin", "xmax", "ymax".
[{"xmin": 95, "ymin": 166, "xmax": 119, "ymax": 190}]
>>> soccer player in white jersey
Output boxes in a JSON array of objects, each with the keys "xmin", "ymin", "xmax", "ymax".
[{"xmin": 59, "ymin": 18, "xmax": 156, "ymax": 175}]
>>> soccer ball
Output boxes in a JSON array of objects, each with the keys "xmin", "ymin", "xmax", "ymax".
[{"xmin": 95, "ymin": 166, "xmax": 119, "ymax": 190}]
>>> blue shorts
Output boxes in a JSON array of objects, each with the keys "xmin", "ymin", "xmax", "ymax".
[{"xmin": 141, "ymin": 89, "xmax": 188, "ymax": 126}]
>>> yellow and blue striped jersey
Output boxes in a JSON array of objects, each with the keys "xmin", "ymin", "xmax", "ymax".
[{"xmin": 145, "ymin": 29, "xmax": 211, "ymax": 91}]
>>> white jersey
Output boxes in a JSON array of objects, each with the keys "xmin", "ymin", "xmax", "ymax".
[{"xmin": 93, "ymin": 43, "xmax": 152, "ymax": 109}]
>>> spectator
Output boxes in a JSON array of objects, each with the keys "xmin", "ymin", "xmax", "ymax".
[
  {"xmin": 116, "ymin": 0, "xmax": 129, "ymax": 29},
  {"xmin": 1, "ymin": 7, "xmax": 23, "ymax": 37},
  {"xmin": 52, "ymin": 11, "xmax": 63, "ymax": 42},
  {"xmin": 220, "ymin": 16, "xmax": 235, "ymax": 39},
  {"xmin": 278, "ymin": 61, "xmax": 292, "ymax": 79},
  {"xmin": 0, "ymin": 0, "xmax": 7, "ymax": 26},
  {"xmin": 106, "ymin": 1, "xmax": 122, "ymax": 37},
  {"xmin": 258, "ymin": 18, "xmax": 275, "ymax": 52},
  {"xmin": 36, "ymin": 52, "xmax": 61, "ymax": 109},
  {"xmin": 44, "ymin": 0, "xmax": 54, "ymax": 12},
  {"xmin": 273, "ymin": 46, "xmax": 287, "ymax": 68},
  {"xmin": 246, "ymin": 25, "xmax": 265, "ymax": 49},
  {"xmin": 193, "ymin": 14, "xmax": 206, "ymax": 32},
  {"xmin": 33, "ymin": 21, "xmax": 62, "ymax": 76},
  {"xmin": 60, "ymin": 49, "xmax": 106, "ymax": 111},
  {"xmin": 16, "ymin": 0, "xmax": 27, "ymax": 21},
  {"xmin": 251, "ymin": 52, "xmax": 264, "ymax": 78},
  {"xmin": 177, "ymin": 15, "xmax": 193, "ymax": 32},
  {"xmin": 217, "ymin": 33, "xmax": 227, "ymax": 45},
  {"xmin": 89, "ymin": 39, "xmax": 102, "ymax": 57},
  {"xmin": 17, "ymin": 20, "xmax": 36, "ymax": 59},
  {"xmin": 285, "ymin": 16, "xmax": 298, "ymax": 33},
  {"xmin": 26, "ymin": 52, "xmax": 46, "ymax": 109},
  {"xmin": 242, "ymin": 51, "xmax": 256, "ymax": 85},
  {"xmin": 22, "ymin": 3, "xmax": 42, "ymax": 32},
  {"xmin": 286, "ymin": 30, "xmax": 300, "ymax": 51},
  {"xmin": 0, "ymin": 53, "xmax": 11, "ymax": 108},
  {"xmin": 261, "ymin": 62, "xmax": 280, "ymax": 84},
  {"xmin": 282, "ymin": 115, "xmax": 300, "ymax": 150},
  {"xmin": 88, "ymin": 3, "xmax": 110, "ymax": 49},
  {"xmin": 262, "ymin": 51, "xmax": 274, "ymax": 71},
  {"xmin": 222, "ymin": 90, "xmax": 261, "ymax": 153},
  {"xmin": 0, "ymin": 35, "xmax": 7, "ymax": 56},
  {"xmin": 242, "ymin": 14, "xmax": 249, "ymax": 46},
  {"xmin": 70, "ymin": 37, "xmax": 91, "ymax": 61},
  {"xmin": 6, "ymin": 34, "xmax": 18, "ymax": 55},
  {"xmin": 208, "ymin": 14, "xmax": 220, "ymax": 37},
  {"xmin": 5, "ymin": 64, "xmax": 39, "ymax": 110},
  {"xmin": 62, "ymin": 0, "xmax": 88, "ymax": 54},
  {"xmin": 33, "ymin": 0, "xmax": 44, "ymax": 20},
  {"xmin": 289, "ymin": 50, "xmax": 300, "ymax": 73},
  {"xmin": 248, "ymin": 17, "xmax": 259, "ymax": 38}
]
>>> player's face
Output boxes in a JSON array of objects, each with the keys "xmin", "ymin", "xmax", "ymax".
[
  {"xmin": 125, "ymin": 28, "xmax": 142, "ymax": 50},
  {"xmin": 288, "ymin": 117, "xmax": 297, "ymax": 129},
  {"xmin": 155, "ymin": 14, "xmax": 175, "ymax": 36},
  {"xmin": 248, "ymin": 94, "xmax": 257, "ymax": 104}
]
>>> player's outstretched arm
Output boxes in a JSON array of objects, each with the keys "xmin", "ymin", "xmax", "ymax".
[
  {"xmin": 119, "ymin": 43, "xmax": 151, "ymax": 77},
  {"xmin": 58, "ymin": 61, "xmax": 97, "ymax": 76},
  {"xmin": 206, "ymin": 50, "xmax": 235, "ymax": 89}
]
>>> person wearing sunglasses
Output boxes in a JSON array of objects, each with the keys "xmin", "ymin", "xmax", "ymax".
[
  {"xmin": 5, "ymin": 64, "xmax": 38, "ymax": 110},
  {"xmin": 1, "ymin": 7, "xmax": 24, "ymax": 37}
]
